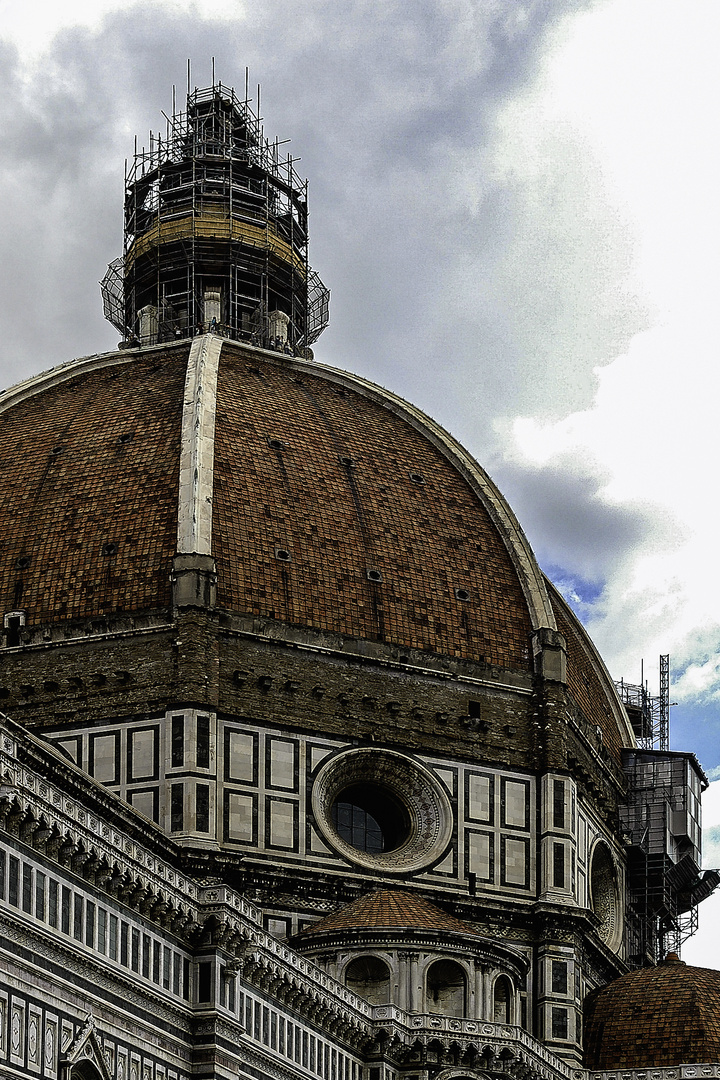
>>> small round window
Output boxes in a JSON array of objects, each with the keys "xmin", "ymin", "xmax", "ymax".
[{"xmin": 312, "ymin": 747, "xmax": 452, "ymax": 873}]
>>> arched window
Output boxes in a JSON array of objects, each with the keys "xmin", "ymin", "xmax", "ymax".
[
  {"xmin": 493, "ymin": 975, "xmax": 513, "ymax": 1023},
  {"xmin": 426, "ymin": 959, "xmax": 466, "ymax": 1017},
  {"xmin": 344, "ymin": 955, "xmax": 391, "ymax": 1005}
]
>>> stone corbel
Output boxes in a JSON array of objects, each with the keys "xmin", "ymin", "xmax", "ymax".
[
  {"xmin": 531, "ymin": 628, "xmax": 567, "ymax": 684},
  {"xmin": 171, "ymin": 553, "xmax": 218, "ymax": 610}
]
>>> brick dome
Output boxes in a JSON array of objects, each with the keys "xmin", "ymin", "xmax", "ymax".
[
  {"xmin": 0, "ymin": 335, "xmax": 633, "ymax": 757},
  {"xmin": 584, "ymin": 954, "xmax": 720, "ymax": 1068}
]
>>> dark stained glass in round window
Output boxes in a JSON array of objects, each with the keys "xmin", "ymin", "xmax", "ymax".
[{"xmin": 330, "ymin": 783, "xmax": 410, "ymax": 853}]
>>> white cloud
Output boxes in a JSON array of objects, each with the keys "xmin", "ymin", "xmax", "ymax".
[
  {"xmin": 0, "ymin": 0, "xmax": 241, "ymax": 64},
  {"xmin": 494, "ymin": 2, "xmax": 720, "ymax": 729},
  {"xmin": 487, "ymin": 1, "xmax": 720, "ymax": 966}
]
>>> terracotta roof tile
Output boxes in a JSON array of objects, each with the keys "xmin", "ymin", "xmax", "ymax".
[
  {"xmin": 549, "ymin": 583, "xmax": 625, "ymax": 762},
  {"xmin": 295, "ymin": 889, "xmax": 478, "ymax": 938},
  {"xmin": 0, "ymin": 339, "xmax": 630, "ymax": 767},
  {"xmin": 213, "ymin": 346, "xmax": 533, "ymax": 669},
  {"xmin": 0, "ymin": 348, "xmax": 187, "ymax": 622},
  {"xmin": 584, "ymin": 955, "xmax": 720, "ymax": 1068}
]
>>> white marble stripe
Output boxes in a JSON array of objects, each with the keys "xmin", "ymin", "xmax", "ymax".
[{"xmin": 177, "ymin": 334, "xmax": 222, "ymax": 555}]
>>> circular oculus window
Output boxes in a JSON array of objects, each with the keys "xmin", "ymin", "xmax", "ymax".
[
  {"xmin": 590, "ymin": 841, "xmax": 621, "ymax": 952},
  {"xmin": 312, "ymin": 747, "xmax": 453, "ymax": 872}
]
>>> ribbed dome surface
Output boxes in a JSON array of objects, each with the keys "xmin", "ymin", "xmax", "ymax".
[
  {"xmin": 584, "ymin": 955, "xmax": 720, "ymax": 1068},
  {"xmin": 212, "ymin": 348, "xmax": 532, "ymax": 667},
  {"xmin": 0, "ymin": 337, "xmax": 633, "ymax": 761},
  {"xmin": 0, "ymin": 340, "xmax": 534, "ymax": 668},
  {"xmin": 549, "ymin": 584, "xmax": 624, "ymax": 761},
  {"xmin": 0, "ymin": 348, "xmax": 186, "ymax": 622},
  {"xmin": 295, "ymin": 889, "xmax": 477, "ymax": 937}
]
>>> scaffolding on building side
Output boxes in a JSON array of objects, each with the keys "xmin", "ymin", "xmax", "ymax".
[
  {"xmin": 615, "ymin": 654, "xmax": 670, "ymax": 752},
  {"xmin": 616, "ymin": 656, "xmax": 719, "ymax": 964}
]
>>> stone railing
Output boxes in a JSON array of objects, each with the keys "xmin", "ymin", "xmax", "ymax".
[
  {"xmin": 588, "ymin": 1067, "xmax": 720, "ymax": 1080},
  {"xmin": 0, "ymin": 720, "xmax": 206, "ymax": 916},
  {"xmin": 195, "ymin": 883, "xmax": 372, "ymax": 1026},
  {"xmin": 370, "ymin": 1006, "xmax": 574, "ymax": 1080}
]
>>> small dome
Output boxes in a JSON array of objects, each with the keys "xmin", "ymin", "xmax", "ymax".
[
  {"xmin": 294, "ymin": 888, "xmax": 530, "ymax": 989},
  {"xmin": 584, "ymin": 954, "xmax": 720, "ymax": 1068},
  {"xmin": 294, "ymin": 888, "xmax": 478, "ymax": 938}
]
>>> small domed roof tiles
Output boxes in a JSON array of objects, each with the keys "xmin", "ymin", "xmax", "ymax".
[
  {"xmin": 294, "ymin": 888, "xmax": 478, "ymax": 938},
  {"xmin": 584, "ymin": 955, "xmax": 720, "ymax": 1068}
]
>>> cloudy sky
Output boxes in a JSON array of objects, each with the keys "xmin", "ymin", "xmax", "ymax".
[{"xmin": 2, "ymin": 0, "xmax": 720, "ymax": 962}]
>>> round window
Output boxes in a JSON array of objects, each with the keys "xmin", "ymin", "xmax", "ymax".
[
  {"xmin": 590, "ymin": 842, "xmax": 621, "ymax": 951},
  {"xmin": 312, "ymin": 747, "xmax": 453, "ymax": 872},
  {"xmin": 331, "ymin": 783, "xmax": 411, "ymax": 854}
]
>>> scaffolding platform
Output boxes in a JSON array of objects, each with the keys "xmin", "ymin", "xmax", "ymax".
[{"xmin": 101, "ymin": 81, "xmax": 329, "ymax": 352}]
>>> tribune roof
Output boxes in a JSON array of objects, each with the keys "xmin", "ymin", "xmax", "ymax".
[
  {"xmin": 584, "ymin": 954, "xmax": 720, "ymax": 1068},
  {"xmin": 295, "ymin": 889, "xmax": 478, "ymax": 938}
]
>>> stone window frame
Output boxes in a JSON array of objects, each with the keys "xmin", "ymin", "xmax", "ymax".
[{"xmin": 311, "ymin": 746, "xmax": 453, "ymax": 874}]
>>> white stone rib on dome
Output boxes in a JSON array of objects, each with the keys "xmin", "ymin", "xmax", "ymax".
[{"xmin": 0, "ymin": 336, "xmax": 555, "ymax": 637}]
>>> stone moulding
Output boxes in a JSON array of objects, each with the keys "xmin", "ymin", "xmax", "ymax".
[
  {"xmin": 590, "ymin": 1070, "xmax": 720, "ymax": 1080},
  {"xmin": 0, "ymin": 337, "xmax": 187, "ymax": 418},
  {"xmin": 60, "ymin": 1015, "xmax": 113, "ymax": 1080},
  {"xmin": 177, "ymin": 334, "xmax": 222, "ymax": 557},
  {"xmin": 0, "ymin": 911, "xmax": 193, "ymax": 1029}
]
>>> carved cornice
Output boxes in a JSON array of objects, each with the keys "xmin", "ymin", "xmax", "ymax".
[
  {"xmin": 589, "ymin": 1069, "xmax": 720, "ymax": 1080},
  {"xmin": 296, "ymin": 926, "xmax": 529, "ymax": 982},
  {"xmin": 0, "ymin": 911, "xmax": 192, "ymax": 1030},
  {"xmin": 1, "ymin": 720, "xmax": 208, "ymax": 929}
]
